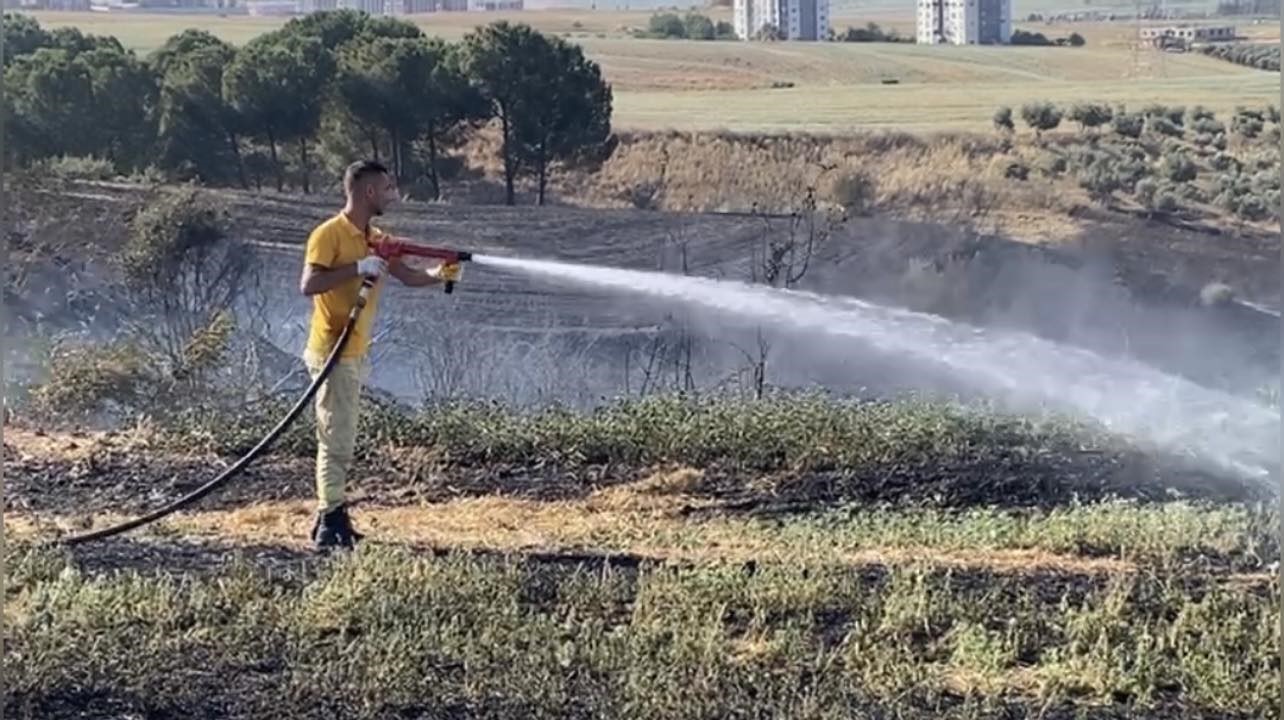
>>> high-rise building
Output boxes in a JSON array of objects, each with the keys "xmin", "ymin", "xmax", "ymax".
[
  {"xmin": 916, "ymin": 0, "xmax": 1012, "ymax": 44},
  {"xmin": 733, "ymin": 0, "xmax": 830, "ymax": 41}
]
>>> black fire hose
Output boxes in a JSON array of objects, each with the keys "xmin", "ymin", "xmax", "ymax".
[{"xmin": 54, "ymin": 278, "xmax": 377, "ymax": 547}]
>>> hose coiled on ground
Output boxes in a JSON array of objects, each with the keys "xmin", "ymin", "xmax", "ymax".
[{"xmin": 55, "ymin": 278, "xmax": 375, "ymax": 546}]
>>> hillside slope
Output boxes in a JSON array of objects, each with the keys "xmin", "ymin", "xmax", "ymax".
[{"xmin": 9, "ymin": 180, "xmax": 1276, "ymax": 409}]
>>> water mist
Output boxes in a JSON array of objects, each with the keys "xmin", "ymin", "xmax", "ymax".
[{"xmin": 473, "ymin": 253, "xmax": 1280, "ymax": 486}]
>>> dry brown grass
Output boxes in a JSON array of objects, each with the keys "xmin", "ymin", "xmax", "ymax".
[
  {"xmin": 546, "ymin": 129, "xmax": 1080, "ymax": 239},
  {"xmin": 5, "ymin": 470, "xmax": 1149, "ymax": 578}
]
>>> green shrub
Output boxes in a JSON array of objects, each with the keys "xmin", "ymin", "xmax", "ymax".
[
  {"xmin": 1155, "ymin": 190, "xmax": 1180, "ymax": 214},
  {"xmin": 31, "ymin": 155, "xmax": 118, "ymax": 181},
  {"xmin": 1020, "ymin": 101, "xmax": 1062, "ymax": 136},
  {"xmin": 1210, "ymin": 152, "xmax": 1238, "ymax": 172},
  {"xmin": 1159, "ymin": 151, "xmax": 1197, "ymax": 183},
  {"xmin": 1112, "ymin": 111, "xmax": 1144, "ymax": 139},
  {"xmin": 30, "ymin": 339, "xmax": 153, "ymax": 418},
  {"xmin": 1066, "ymin": 102, "xmax": 1112, "ymax": 132},
  {"xmin": 993, "ymin": 106, "xmax": 1014, "ymax": 132}
]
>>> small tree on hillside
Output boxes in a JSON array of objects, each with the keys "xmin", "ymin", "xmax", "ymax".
[
  {"xmin": 1232, "ymin": 108, "xmax": 1265, "ymax": 139},
  {"xmin": 1020, "ymin": 101, "xmax": 1062, "ymax": 139},
  {"xmin": 1160, "ymin": 150, "xmax": 1197, "ymax": 183},
  {"xmin": 1112, "ymin": 110, "xmax": 1144, "ymax": 139},
  {"xmin": 1079, "ymin": 161, "xmax": 1122, "ymax": 205},
  {"xmin": 1067, "ymin": 102, "xmax": 1112, "ymax": 133},
  {"xmin": 993, "ymin": 106, "xmax": 1014, "ymax": 133}
]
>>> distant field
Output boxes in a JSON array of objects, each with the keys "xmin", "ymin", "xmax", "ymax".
[
  {"xmin": 24, "ymin": 9, "xmax": 1278, "ymax": 132},
  {"xmin": 612, "ymin": 72, "xmax": 1278, "ymax": 131}
]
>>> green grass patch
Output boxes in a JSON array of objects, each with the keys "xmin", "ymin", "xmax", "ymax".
[
  {"xmin": 675, "ymin": 501, "xmax": 1280, "ymax": 569},
  {"xmin": 169, "ymin": 393, "xmax": 1125, "ymax": 470},
  {"xmin": 161, "ymin": 393, "xmax": 1262, "ymax": 507},
  {"xmin": 4, "ymin": 541, "xmax": 1277, "ymax": 719}
]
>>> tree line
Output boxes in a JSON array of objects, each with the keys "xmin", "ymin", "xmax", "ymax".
[
  {"xmin": 2, "ymin": 11, "xmax": 613, "ymax": 205},
  {"xmin": 1199, "ymin": 42, "xmax": 1280, "ymax": 72}
]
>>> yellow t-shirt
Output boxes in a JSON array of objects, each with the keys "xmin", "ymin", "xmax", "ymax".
[{"xmin": 304, "ymin": 213, "xmax": 384, "ymax": 360}]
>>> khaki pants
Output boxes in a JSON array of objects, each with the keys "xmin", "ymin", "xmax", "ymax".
[{"xmin": 304, "ymin": 351, "xmax": 369, "ymax": 512}]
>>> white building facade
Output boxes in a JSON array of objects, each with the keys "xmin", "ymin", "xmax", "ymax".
[
  {"xmin": 734, "ymin": 0, "xmax": 830, "ymax": 41},
  {"xmin": 916, "ymin": 0, "xmax": 1011, "ymax": 44}
]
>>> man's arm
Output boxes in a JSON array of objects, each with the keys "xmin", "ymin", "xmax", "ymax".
[
  {"xmin": 388, "ymin": 256, "xmax": 446, "ymax": 288},
  {"xmin": 300, "ymin": 261, "xmax": 363, "ymax": 295}
]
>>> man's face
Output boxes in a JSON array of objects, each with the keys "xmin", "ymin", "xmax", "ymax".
[{"xmin": 366, "ymin": 172, "xmax": 398, "ymax": 215}]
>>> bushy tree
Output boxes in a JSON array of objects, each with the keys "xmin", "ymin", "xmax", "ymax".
[
  {"xmin": 993, "ymin": 106, "xmax": 1014, "ymax": 133},
  {"xmin": 121, "ymin": 187, "xmax": 253, "ymax": 378},
  {"xmin": 1160, "ymin": 150, "xmax": 1197, "ymax": 183},
  {"xmin": 648, "ymin": 12, "xmax": 686, "ymax": 38},
  {"xmin": 151, "ymin": 30, "xmax": 247, "ymax": 186},
  {"xmin": 2, "ymin": 12, "xmax": 51, "ymax": 67},
  {"xmin": 1067, "ymin": 102, "xmax": 1111, "ymax": 133},
  {"xmin": 224, "ymin": 30, "xmax": 335, "ymax": 191},
  {"xmin": 463, "ymin": 22, "xmax": 612, "ymax": 205},
  {"xmin": 336, "ymin": 35, "xmax": 487, "ymax": 198},
  {"xmin": 1020, "ymin": 101, "xmax": 1061, "ymax": 138},
  {"xmin": 4, "ymin": 42, "xmax": 158, "ymax": 172},
  {"xmin": 1232, "ymin": 107, "xmax": 1265, "ymax": 139},
  {"xmin": 1112, "ymin": 110, "xmax": 1144, "ymax": 139}
]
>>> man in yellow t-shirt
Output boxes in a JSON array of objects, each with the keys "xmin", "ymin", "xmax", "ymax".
[{"xmin": 299, "ymin": 159, "xmax": 462, "ymax": 551}]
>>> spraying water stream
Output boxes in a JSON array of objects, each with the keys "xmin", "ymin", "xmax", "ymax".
[{"xmin": 473, "ymin": 253, "xmax": 1280, "ymax": 486}]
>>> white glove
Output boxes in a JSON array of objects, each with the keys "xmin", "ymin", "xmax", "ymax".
[{"xmin": 356, "ymin": 256, "xmax": 387, "ymax": 278}]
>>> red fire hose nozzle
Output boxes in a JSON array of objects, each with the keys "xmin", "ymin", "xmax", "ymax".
[{"xmin": 369, "ymin": 236, "xmax": 474, "ymax": 294}]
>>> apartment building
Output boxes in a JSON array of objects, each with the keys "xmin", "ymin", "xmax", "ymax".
[
  {"xmin": 1138, "ymin": 24, "xmax": 1236, "ymax": 48},
  {"xmin": 733, "ymin": 0, "xmax": 830, "ymax": 41},
  {"xmin": 916, "ymin": 0, "xmax": 1012, "ymax": 44}
]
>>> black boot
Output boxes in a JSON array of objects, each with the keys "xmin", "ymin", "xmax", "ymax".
[{"xmin": 311, "ymin": 504, "xmax": 366, "ymax": 551}]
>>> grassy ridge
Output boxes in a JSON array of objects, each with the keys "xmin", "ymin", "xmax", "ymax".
[{"xmin": 4, "ymin": 542, "xmax": 1276, "ymax": 719}]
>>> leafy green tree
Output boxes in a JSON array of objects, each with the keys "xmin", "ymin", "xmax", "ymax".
[
  {"xmin": 4, "ymin": 48, "xmax": 95, "ymax": 161},
  {"xmin": 224, "ymin": 31, "xmax": 335, "ymax": 192},
  {"xmin": 514, "ymin": 39, "xmax": 611, "ymax": 205},
  {"xmin": 993, "ymin": 106, "xmax": 1014, "ymax": 133},
  {"xmin": 152, "ymin": 30, "xmax": 248, "ymax": 186},
  {"xmin": 5, "ymin": 43, "xmax": 157, "ymax": 171},
  {"xmin": 1079, "ymin": 161, "xmax": 1122, "ymax": 205},
  {"xmin": 336, "ymin": 35, "xmax": 486, "ymax": 198},
  {"xmin": 2, "ymin": 12, "xmax": 51, "ymax": 67},
  {"xmin": 45, "ymin": 26, "xmax": 124, "ymax": 55},
  {"xmin": 1112, "ymin": 110, "xmax": 1144, "ymax": 139},
  {"xmin": 281, "ymin": 8, "xmax": 420, "ymax": 49},
  {"xmin": 464, "ymin": 22, "xmax": 613, "ymax": 205},
  {"xmin": 1020, "ymin": 101, "xmax": 1061, "ymax": 138},
  {"xmin": 1066, "ymin": 102, "xmax": 1111, "ymax": 133},
  {"xmin": 683, "ymin": 13, "xmax": 716, "ymax": 40},
  {"xmin": 1160, "ymin": 150, "xmax": 1197, "ymax": 183},
  {"xmin": 648, "ymin": 12, "xmax": 687, "ymax": 38},
  {"xmin": 84, "ymin": 46, "xmax": 160, "ymax": 171}
]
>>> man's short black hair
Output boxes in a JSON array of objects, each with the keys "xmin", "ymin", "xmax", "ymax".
[{"xmin": 344, "ymin": 160, "xmax": 388, "ymax": 195}]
